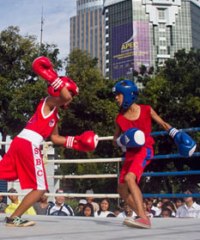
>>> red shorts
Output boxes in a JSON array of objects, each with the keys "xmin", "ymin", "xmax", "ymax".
[
  {"xmin": 119, "ymin": 146, "xmax": 153, "ymax": 184},
  {"xmin": 0, "ymin": 137, "xmax": 48, "ymax": 190}
]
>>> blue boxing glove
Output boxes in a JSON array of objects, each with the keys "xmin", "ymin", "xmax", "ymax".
[
  {"xmin": 116, "ymin": 128, "xmax": 145, "ymax": 149},
  {"xmin": 168, "ymin": 128, "xmax": 196, "ymax": 157}
]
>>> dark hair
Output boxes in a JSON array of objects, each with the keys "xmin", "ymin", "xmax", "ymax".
[
  {"xmin": 82, "ymin": 203, "xmax": 94, "ymax": 216},
  {"xmin": 0, "ymin": 191, "xmax": 7, "ymax": 204},
  {"xmin": 161, "ymin": 207, "xmax": 172, "ymax": 217},
  {"xmin": 107, "ymin": 213, "xmax": 116, "ymax": 217},
  {"xmin": 162, "ymin": 201, "xmax": 176, "ymax": 213},
  {"xmin": 182, "ymin": 184, "xmax": 199, "ymax": 201},
  {"xmin": 97, "ymin": 198, "xmax": 111, "ymax": 215}
]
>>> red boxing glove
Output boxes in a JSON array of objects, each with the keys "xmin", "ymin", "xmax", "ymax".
[
  {"xmin": 65, "ymin": 131, "xmax": 98, "ymax": 152},
  {"xmin": 32, "ymin": 56, "xmax": 65, "ymax": 92}
]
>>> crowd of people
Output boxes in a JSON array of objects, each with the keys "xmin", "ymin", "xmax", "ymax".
[{"xmin": 1, "ymin": 187, "xmax": 199, "ymax": 219}]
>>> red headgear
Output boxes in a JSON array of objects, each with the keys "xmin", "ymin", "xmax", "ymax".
[{"xmin": 48, "ymin": 76, "xmax": 79, "ymax": 97}]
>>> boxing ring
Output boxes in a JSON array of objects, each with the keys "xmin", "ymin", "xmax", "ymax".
[
  {"xmin": 45, "ymin": 127, "xmax": 200, "ymax": 199},
  {"xmin": 0, "ymin": 127, "xmax": 200, "ymax": 199},
  {"xmin": 0, "ymin": 127, "xmax": 200, "ymax": 239},
  {"xmin": 0, "ymin": 214, "xmax": 200, "ymax": 240}
]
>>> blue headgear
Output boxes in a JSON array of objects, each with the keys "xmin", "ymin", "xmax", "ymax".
[{"xmin": 112, "ymin": 80, "xmax": 138, "ymax": 110}]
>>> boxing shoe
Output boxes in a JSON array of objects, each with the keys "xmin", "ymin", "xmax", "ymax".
[
  {"xmin": 123, "ymin": 216, "xmax": 151, "ymax": 229},
  {"xmin": 5, "ymin": 216, "xmax": 35, "ymax": 227}
]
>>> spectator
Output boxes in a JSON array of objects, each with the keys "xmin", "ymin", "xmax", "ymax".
[
  {"xmin": 161, "ymin": 201, "xmax": 176, "ymax": 217},
  {"xmin": 176, "ymin": 186, "xmax": 200, "ymax": 218},
  {"xmin": 94, "ymin": 198, "xmax": 115, "ymax": 217},
  {"xmin": 160, "ymin": 208, "xmax": 173, "ymax": 218},
  {"xmin": 113, "ymin": 206, "xmax": 122, "ymax": 217},
  {"xmin": 74, "ymin": 199, "xmax": 87, "ymax": 216},
  {"xmin": 82, "ymin": 203, "xmax": 94, "ymax": 217},
  {"xmin": 174, "ymin": 198, "xmax": 184, "ymax": 210},
  {"xmin": 117, "ymin": 202, "xmax": 137, "ymax": 218},
  {"xmin": 0, "ymin": 191, "xmax": 7, "ymax": 213},
  {"xmin": 143, "ymin": 199, "xmax": 155, "ymax": 218},
  {"xmin": 5, "ymin": 188, "xmax": 36, "ymax": 215},
  {"xmin": 33, "ymin": 190, "xmax": 50, "ymax": 215},
  {"xmin": 151, "ymin": 199, "xmax": 162, "ymax": 216},
  {"xmin": 144, "ymin": 198, "xmax": 156, "ymax": 217},
  {"xmin": 85, "ymin": 189, "xmax": 99, "ymax": 212},
  {"xmin": 161, "ymin": 198, "xmax": 171, "ymax": 204},
  {"xmin": 47, "ymin": 189, "xmax": 74, "ymax": 216}
]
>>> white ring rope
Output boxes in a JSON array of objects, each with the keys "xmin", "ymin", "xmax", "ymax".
[
  {"xmin": 48, "ymin": 174, "xmax": 118, "ymax": 179},
  {"xmin": 0, "ymin": 192, "xmax": 119, "ymax": 198},
  {"xmin": 48, "ymin": 158, "xmax": 121, "ymax": 164},
  {"xmin": 0, "ymin": 141, "xmax": 12, "ymax": 145},
  {"xmin": 1, "ymin": 129, "xmax": 199, "ymax": 199}
]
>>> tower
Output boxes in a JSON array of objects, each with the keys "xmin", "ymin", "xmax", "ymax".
[
  {"xmin": 103, "ymin": 0, "xmax": 200, "ymax": 80},
  {"xmin": 70, "ymin": 0, "xmax": 105, "ymax": 74}
]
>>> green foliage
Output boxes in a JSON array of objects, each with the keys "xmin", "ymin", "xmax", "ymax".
[
  {"xmin": 139, "ymin": 48, "xmax": 200, "ymax": 194},
  {"xmin": 54, "ymin": 49, "xmax": 119, "ymax": 192},
  {"xmin": 61, "ymin": 49, "xmax": 118, "ymax": 145},
  {"xmin": 0, "ymin": 26, "xmax": 38, "ymax": 141},
  {"xmin": 0, "ymin": 26, "xmax": 61, "ymax": 155}
]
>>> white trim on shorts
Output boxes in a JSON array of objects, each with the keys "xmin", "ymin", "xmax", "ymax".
[{"xmin": 18, "ymin": 129, "xmax": 43, "ymax": 146}]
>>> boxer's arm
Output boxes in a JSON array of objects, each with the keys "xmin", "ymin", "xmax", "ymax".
[
  {"xmin": 113, "ymin": 123, "xmax": 127, "ymax": 152},
  {"xmin": 43, "ymin": 91, "xmax": 72, "ymax": 116},
  {"xmin": 64, "ymin": 131, "xmax": 99, "ymax": 152},
  {"xmin": 50, "ymin": 124, "xmax": 67, "ymax": 145},
  {"xmin": 32, "ymin": 56, "xmax": 65, "ymax": 92},
  {"xmin": 113, "ymin": 122, "xmax": 122, "ymax": 147},
  {"xmin": 168, "ymin": 128, "xmax": 196, "ymax": 157},
  {"xmin": 51, "ymin": 127, "xmax": 98, "ymax": 152},
  {"xmin": 151, "ymin": 107, "xmax": 172, "ymax": 131},
  {"xmin": 150, "ymin": 108, "xmax": 196, "ymax": 157},
  {"xmin": 116, "ymin": 128, "xmax": 145, "ymax": 148}
]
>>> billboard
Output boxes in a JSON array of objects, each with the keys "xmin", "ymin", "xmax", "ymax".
[
  {"xmin": 112, "ymin": 22, "xmax": 134, "ymax": 79},
  {"xmin": 111, "ymin": 21, "xmax": 151, "ymax": 79},
  {"xmin": 133, "ymin": 21, "xmax": 151, "ymax": 70}
]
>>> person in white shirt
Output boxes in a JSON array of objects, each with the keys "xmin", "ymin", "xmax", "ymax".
[
  {"xmin": 117, "ymin": 202, "xmax": 137, "ymax": 218},
  {"xmin": 85, "ymin": 189, "xmax": 100, "ymax": 212},
  {"xmin": 47, "ymin": 189, "xmax": 74, "ymax": 216},
  {"xmin": 94, "ymin": 198, "xmax": 115, "ymax": 217},
  {"xmin": 176, "ymin": 186, "xmax": 200, "ymax": 218}
]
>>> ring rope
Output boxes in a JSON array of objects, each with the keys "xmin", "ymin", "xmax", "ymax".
[
  {"xmin": 50, "ymin": 170, "xmax": 200, "ymax": 179},
  {"xmin": 47, "ymin": 152, "xmax": 200, "ymax": 164},
  {"xmin": 0, "ymin": 127, "xmax": 199, "ymax": 199},
  {"xmin": 1, "ymin": 127, "xmax": 199, "ymax": 145},
  {"xmin": 97, "ymin": 127, "xmax": 200, "ymax": 140},
  {"xmin": 1, "ymin": 192, "xmax": 200, "ymax": 199}
]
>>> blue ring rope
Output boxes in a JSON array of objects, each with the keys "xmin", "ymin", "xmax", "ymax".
[
  {"xmin": 121, "ymin": 152, "xmax": 200, "ymax": 162},
  {"xmin": 152, "ymin": 152, "xmax": 200, "ymax": 160},
  {"xmin": 142, "ymin": 128, "xmax": 200, "ymax": 198},
  {"xmin": 143, "ymin": 193, "xmax": 200, "ymax": 198},
  {"xmin": 151, "ymin": 127, "xmax": 200, "ymax": 136},
  {"xmin": 143, "ymin": 170, "xmax": 200, "ymax": 177}
]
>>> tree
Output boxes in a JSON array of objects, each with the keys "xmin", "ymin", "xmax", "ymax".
[
  {"xmin": 0, "ymin": 26, "xmax": 62, "ymax": 156},
  {"xmin": 139, "ymin": 49, "xmax": 200, "ymax": 194},
  {"xmin": 56, "ymin": 49, "xmax": 119, "ymax": 193}
]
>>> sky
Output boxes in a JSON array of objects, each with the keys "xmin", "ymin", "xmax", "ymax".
[{"xmin": 0, "ymin": 0, "xmax": 77, "ymax": 59}]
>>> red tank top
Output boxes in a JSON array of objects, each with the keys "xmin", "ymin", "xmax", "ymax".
[
  {"xmin": 116, "ymin": 104, "xmax": 154, "ymax": 148},
  {"xmin": 25, "ymin": 97, "xmax": 59, "ymax": 139}
]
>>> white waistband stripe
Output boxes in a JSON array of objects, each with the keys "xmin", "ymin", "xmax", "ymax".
[{"xmin": 18, "ymin": 129, "xmax": 43, "ymax": 146}]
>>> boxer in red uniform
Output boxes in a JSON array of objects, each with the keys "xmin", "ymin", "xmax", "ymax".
[
  {"xmin": 0, "ymin": 56, "xmax": 98, "ymax": 227},
  {"xmin": 112, "ymin": 80, "xmax": 196, "ymax": 229}
]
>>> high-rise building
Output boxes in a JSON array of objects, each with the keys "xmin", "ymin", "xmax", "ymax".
[
  {"xmin": 103, "ymin": 0, "xmax": 200, "ymax": 80},
  {"xmin": 70, "ymin": 0, "xmax": 105, "ymax": 73}
]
